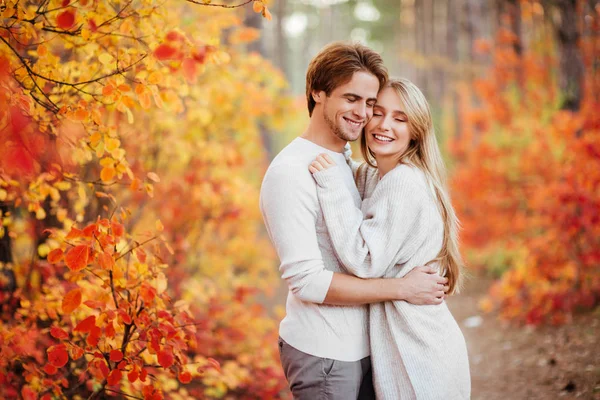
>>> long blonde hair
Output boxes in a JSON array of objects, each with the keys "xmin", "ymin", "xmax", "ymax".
[{"xmin": 360, "ymin": 78, "xmax": 464, "ymax": 294}]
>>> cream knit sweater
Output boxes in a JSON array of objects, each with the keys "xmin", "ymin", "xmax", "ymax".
[{"xmin": 313, "ymin": 162, "xmax": 471, "ymax": 400}]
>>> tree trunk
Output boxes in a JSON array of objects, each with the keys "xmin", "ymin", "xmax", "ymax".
[
  {"xmin": 0, "ymin": 203, "xmax": 16, "ymax": 303},
  {"xmin": 554, "ymin": 0, "xmax": 584, "ymax": 111}
]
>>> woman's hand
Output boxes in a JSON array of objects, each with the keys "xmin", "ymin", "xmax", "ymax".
[{"xmin": 309, "ymin": 153, "xmax": 337, "ymax": 174}]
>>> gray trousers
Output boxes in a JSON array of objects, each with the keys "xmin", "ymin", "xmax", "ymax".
[{"xmin": 278, "ymin": 337, "xmax": 376, "ymax": 400}]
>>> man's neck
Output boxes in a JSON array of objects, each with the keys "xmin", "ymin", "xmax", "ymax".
[{"xmin": 301, "ymin": 115, "xmax": 347, "ymax": 153}]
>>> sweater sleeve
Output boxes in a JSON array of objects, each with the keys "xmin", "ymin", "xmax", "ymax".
[
  {"xmin": 260, "ymin": 164, "xmax": 333, "ymax": 303},
  {"xmin": 312, "ymin": 165, "xmax": 426, "ymax": 279}
]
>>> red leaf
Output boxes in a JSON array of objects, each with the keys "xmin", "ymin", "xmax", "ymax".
[
  {"xmin": 47, "ymin": 248, "xmax": 64, "ymax": 264},
  {"xmin": 154, "ymin": 44, "xmax": 178, "ymax": 61},
  {"xmin": 139, "ymin": 367, "xmax": 148, "ymax": 382},
  {"xmin": 62, "ymin": 287, "xmax": 82, "ymax": 314},
  {"xmin": 47, "ymin": 344, "xmax": 69, "ymax": 367},
  {"xmin": 21, "ymin": 386, "xmax": 36, "ymax": 400},
  {"xmin": 182, "ymin": 58, "xmax": 198, "ymax": 84},
  {"xmin": 98, "ymin": 360, "xmax": 109, "ymax": 378},
  {"xmin": 107, "ymin": 369, "xmax": 122, "ymax": 386},
  {"xmin": 87, "ymin": 326, "xmax": 101, "ymax": 347},
  {"xmin": 127, "ymin": 366, "xmax": 139, "ymax": 383},
  {"xmin": 43, "ymin": 363, "xmax": 58, "ymax": 375},
  {"xmin": 65, "ymin": 245, "xmax": 90, "ymax": 271},
  {"xmin": 178, "ymin": 371, "xmax": 192, "ymax": 384},
  {"xmin": 165, "ymin": 31, "xmax": 185, "ymax": 42},
  {"xmin": 109, "ymin": 349, "xmax": 123, "ymax": 362},
  {"xmin": 111, "ymin": 221, "xmax": 124, "ymax": 237},
  {"xmin": 118, "ymin": 309, "xmax": 132, "ymax": 325},
  {"xmin": 74, "ymin": 315, "xmax": 96, "ymax": 333},
  {"xmin": 82, "ymin": 223, "xmax": 98, "ymax": 237},
  {"xmin": 56, "ymin": 10, "xmax": 76, "ymax": 30},
  {"xmin": 157, "ymin": 349, "xmax": 174, "ymax": 368},
  {"xmin": 50, "ymin": 326, "xmax": 69, "ymax": 340}
]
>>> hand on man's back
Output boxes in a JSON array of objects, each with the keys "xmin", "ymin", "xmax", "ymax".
[{"xmin": 399, "ymin": 265, "xmax": 449, "ymax": 305}]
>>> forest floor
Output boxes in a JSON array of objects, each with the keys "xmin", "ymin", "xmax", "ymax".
[{"xmin": 446, "ymin": 277, "xmax": 600, "ymax": 400}]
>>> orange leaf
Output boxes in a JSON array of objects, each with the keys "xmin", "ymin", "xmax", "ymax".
[
  {"xmin": 50, "ymin": 326, "xmax": 69, "ymax": 340},
  {"xmin": 157, "ymin": 349, "xmax": 174, "ymax": 368},
  {"xmin": 65, "ymin": 245, "xmax": 90, "ymax": 272},
  {"xmin": 47, "ymin": 248, "xmax": 64, "ymax": 264},
  {"xmin": 101, "ymin": 166, "xmax": 116, "ymax": 182},
  {"xmin": 140, "ymin": 282, "xmax": 156, "ymax": 304},
  {"xmin": 65, "ymin": 227, "xmax": 84, "ymax": 239},
  {"xmin": 62, "ymin": 288, "xmax": 82, "ymax": 314},
  {"xmin": 56, "ymin": 10, "xmax": 75, "ymax": 30},
  {"xmin": 98, "ymin": 251, "xmax": 115, "ymax": 270},
  {"xmin": 178, "ymin": 371, "xmax": 192, "ymax": 384},
  {"xmin": 154, "ymin": 44, "xmax": 178, "ymax": 61},
  {"xmin": 70, "ymin": 345, "xmax": 84, "ymax": 360},
  {"xmin": 110, "ymin": 349, "xmax": 123, "ymax": 362},
  {"xmin": 74, "ymin": 315, "xmax": 96, "ymax": 333},
  {"xmin": 252, "ymin": 1, "xmax": 263, "ymax": 13},
  {"xmin": 47, "ymin": 344, "xmax": 69, "ymax": 367}
]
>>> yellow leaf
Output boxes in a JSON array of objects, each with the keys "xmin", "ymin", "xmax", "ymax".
[
  {"xmin": 148, "ymin": 71, "xmax": 162, "ymax": 85},
  {"xmin": 99, "ymin": 157, "xmax": 114, "ymax": 167},
  {"xmin": 156, "ymin": 219, "xmax": 164, "ymax": 232},
  {"xmin": 38, "ymin": 243, "xmax": 50, "ymax": 258},
  {"xmin": 99, "ymin": 53, "xmax": 113, "ymax": 65},
  {"xmin": 105, "ymin": 138, "xmax": 120, "ymax": 152},
  {"xmin": 0, "ymin": 189, "xmax": 6, "ymax": 201},
  {"xmin": 36, "ymin": 207, "xmax": 46, "ymax": 220}
]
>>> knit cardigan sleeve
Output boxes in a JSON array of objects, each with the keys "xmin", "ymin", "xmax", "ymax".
[{"xmin": 312, "ymin": 164, "xmax": 426, "ymax": 279}]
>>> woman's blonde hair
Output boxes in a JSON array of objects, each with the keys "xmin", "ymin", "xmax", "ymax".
[{"xmin": 360, "ymin": 78, "xmax": 464, "ymax": 294}]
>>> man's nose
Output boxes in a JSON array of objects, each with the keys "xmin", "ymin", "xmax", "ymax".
[{"xmin": 353, "ymin": 102, "xmax": 367, "ymax": 120}]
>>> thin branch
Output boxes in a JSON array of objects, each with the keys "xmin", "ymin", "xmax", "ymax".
[
  {"xmin": 185, "ymin": 0, "xmax": 254, "ymax": 8},
  {"xmin": 104, "ymin": 389, "xmax": 143, "ymax": 400}
]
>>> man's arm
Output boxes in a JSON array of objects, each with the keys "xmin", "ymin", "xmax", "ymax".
[{"xmin": 260, "ymin": 164, "xmax": 447, "ymax": 306}]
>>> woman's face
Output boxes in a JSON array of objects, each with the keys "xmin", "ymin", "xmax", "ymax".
[{"xmin": 365, "ymin": 87, "xmax": 411, "ymax": 159}]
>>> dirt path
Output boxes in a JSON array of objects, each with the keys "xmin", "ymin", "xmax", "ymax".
[{"xmin": 446, "ymin": 277, "xmax": 600, "ymax": 400}]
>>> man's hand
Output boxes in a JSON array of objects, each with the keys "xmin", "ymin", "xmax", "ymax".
[
  {"xmin": 309, "ymin": 153, "xmax": 336, "ymax": 174},
  {"xmin": 397, "ymin": 265, "xmax": 449, "ymax": 305}
]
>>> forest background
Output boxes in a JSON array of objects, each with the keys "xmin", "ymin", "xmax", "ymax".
[{"xmin": 0, "ymin": 0, "xmax": 598, "ymax": 399}]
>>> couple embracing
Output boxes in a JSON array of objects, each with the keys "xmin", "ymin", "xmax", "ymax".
[{"xmin": 260, "ymin": 42, "xmax": 471, "ymax": 399}]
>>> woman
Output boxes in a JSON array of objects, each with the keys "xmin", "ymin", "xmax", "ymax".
[{"xmin": 308, "ymin": 78, "xmax": 470, "ymax": 399}]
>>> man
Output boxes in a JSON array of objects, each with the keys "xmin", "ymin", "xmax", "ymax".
[{"xmin": 260, "ymin": 42, "xmax": 449, "ymax": 399}]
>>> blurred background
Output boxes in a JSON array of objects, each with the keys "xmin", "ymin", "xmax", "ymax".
[{"xmin": 0, "ymin": 0, "xmax": 598, "ymax": 399}]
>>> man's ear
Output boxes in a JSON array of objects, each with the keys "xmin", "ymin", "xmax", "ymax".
[{"xmin": 312, "ymin": 90, "xmax": 325, "ymax": 104}]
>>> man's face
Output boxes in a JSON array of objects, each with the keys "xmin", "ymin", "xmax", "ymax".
[{"xmin": 317, "ymin": 71, "xmax": 380, "ymax": 142}]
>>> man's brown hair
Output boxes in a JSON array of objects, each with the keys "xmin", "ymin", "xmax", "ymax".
[{"xmin": 305, "ymin": 41, "xmax": 388, "ymax": 116}]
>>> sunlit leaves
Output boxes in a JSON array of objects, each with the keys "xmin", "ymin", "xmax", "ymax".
[
  {"xmin": 56, "ymin": 10, "xmax": 76, "ymax": 30},
  {"xmin": 64, "ymin": 245, "xmax": 90, "ymax": 272},
  {"xmin": 61, "ymin": 288, "xmax": 82, "ymax": 314},
  {"xmin": 47, "ymin": 344, "xmax": 69, "ymax": 368}
]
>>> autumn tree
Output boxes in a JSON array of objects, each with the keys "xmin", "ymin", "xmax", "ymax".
[
  {"xmin": 449, "ymin": 1, "xmax": 600, "ymax": 325},
  {"xmin": 0, "ymin": 0, "xmax": 289, "ymax": 398}
]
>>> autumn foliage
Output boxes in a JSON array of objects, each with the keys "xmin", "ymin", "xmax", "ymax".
[
  {"xmin": 0, "ymin": 0, "xmax": 288, "ymax": 398},
  {"xmin": 449, "ymin": 12, "xmax": 600, "ymax": 324}
]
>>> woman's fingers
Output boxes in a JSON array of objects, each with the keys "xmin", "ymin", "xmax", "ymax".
[{"xmin": 309, "ymin": 153, "xmax": 337, "ymax": 174}]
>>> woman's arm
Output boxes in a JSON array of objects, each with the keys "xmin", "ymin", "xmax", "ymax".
[{"xmin": 310, "ymin": 156, "xmax": 427, "ymax": 279}]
